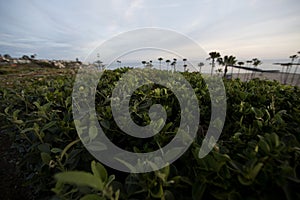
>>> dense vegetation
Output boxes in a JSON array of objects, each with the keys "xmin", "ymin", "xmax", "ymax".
[{"xmin": 0, "ymin": 66, "xmax": 299, "ymax": 200}]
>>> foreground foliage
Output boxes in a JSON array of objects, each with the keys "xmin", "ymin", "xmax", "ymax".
[{"xmin": 0, "ymin": 68, "xmax": 300, "ymax": 199}]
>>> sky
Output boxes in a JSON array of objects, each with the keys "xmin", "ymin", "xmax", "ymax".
[{"xmin": 0, "ymin": 0, "xmax": 299, "ymax": 63}]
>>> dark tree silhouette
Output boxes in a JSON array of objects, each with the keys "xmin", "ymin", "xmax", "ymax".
[
  {"xmin": 183, "ymin": 64, "xmax": 187, "ymax": 72},
  {"xmin": 117, "ymin": 60, "xmax": 121, "ymax": 67},
  {"xmin": 289, "ymin": 54, "xmax": 298, "ymax": 84},
  {"xmin": 207, "ymin": 52, "xmax": 221, "ymax": 76},
  {"xmin": 245, "ymin": 60, "xmax": 253, "ymax": 81},
  {"xmin": 158, "ymin": 57, "xmax": 163, "ymax": 70},
  {"xmin": 217, "ymin": 55, "xmax": 237, "ymax": 78},
  {"xmin": 237, "ymin": 61, "xmax": 244, "ymax": 79},
  {"xmin": 165, "ymin": 59, "xmax": 171, "ymax": 71},
  {"xmin": 198, "ymin": 62, "xmax": 204, "ymax": 73},
  {"xmin": 294, "ymin": 51, "xmax": 300, "ymax": 85},
  {"xmin": 172, "ymin": 58, "xmax": 177, "ymax": 72},
  {"xmin": 251, "ymin": 58, "xmax": 262, "ymax": 79}
]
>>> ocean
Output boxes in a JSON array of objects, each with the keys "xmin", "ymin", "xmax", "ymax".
[{"xmin": 104, "ymin": 58, "xmax": 300, "ymax": 74}]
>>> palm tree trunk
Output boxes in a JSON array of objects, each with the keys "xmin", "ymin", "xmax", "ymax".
[
  {"xmin": 223, "ymin": 65, "xmax": 228, "ymax": 78},
  {"xmin": 291, "ymin": 65, "xmax": 298, "ymax": 84},
  {"xmin": 291, "ymin": 60, "xmax": 300, "ymax": 84},
  {"xmin": 251, "ymin": 69, "xmax": 254, "ymax": 79},
  {"xmin": 284, "ymin": 65, "xmax": 291, "ymax": 84},
  {"xmin": 252, "ymin": 69, "xmax": 256, "ymax": 79},
  {"xmin": 280, "ymin": 65, "xmax": 284, "ymax": 83},
  {"xmin": 210, "ymin": 60, "xmax": 214, "ymax": 76},
  {"xmin": 286, "ymin": 65, "xmax": 294, "ymax": 84}
]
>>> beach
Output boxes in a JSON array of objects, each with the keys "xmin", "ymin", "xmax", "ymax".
[{"xmin": 228, "ymin": 72, "xmax": 300, "ymax": 87}]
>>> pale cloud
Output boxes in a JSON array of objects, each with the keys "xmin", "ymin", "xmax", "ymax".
[
  {"xmin": 125, "ymin": 0, "xmax": 144, "ymax": 20},
  {"xmin": 0, "ymin": 0, "xmax": 299, "ymax": 60}
]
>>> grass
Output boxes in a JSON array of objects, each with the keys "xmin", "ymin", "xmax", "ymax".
[{"xmin": 0, "ymin": 63, "xmax": 76, "ymax": 88}]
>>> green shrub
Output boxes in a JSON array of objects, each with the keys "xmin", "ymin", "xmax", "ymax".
[{"xmin": 0, "ymin": 69, "xmax": 299, "ymax": 199}]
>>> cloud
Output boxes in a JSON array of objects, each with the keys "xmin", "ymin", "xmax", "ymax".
[
  {"xmin": 0, "ymin": 0, "xmax": 299, "ymax": 60},
  {"xmin": 124, "ymin": 0, "xmax": 144, "ymax": 20}
]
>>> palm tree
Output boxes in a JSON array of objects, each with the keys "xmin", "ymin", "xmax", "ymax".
[
  {"xmin": 289, "ymin": 54, "xmax": 298, "ymax": 84},
  {"xmin": 183, "ymin": 58, "xmax": 187, "ymax": 70},
  {"xmin": 251, "ymin": 58, "xmax": 262, "ymax": 79},
  {"xmin": 166, "ymin": 59, "xmax": 171, "ymax": 71},
  {"xmin": 207, "ymin": 52, "xmax": 221, "ymax": 76},
  {"xmin": 230, "ymin": 63, "xmax": 235, "ymax": 78},
  {"xmin": 147, "ymin": 60, "xmax": 153, "ymax": 68},
  {"xmin": 117, "ymin": 60, "xmax": 121, "ymax": 67},
  {"xmin": 198, "ymin": 62, "xmax": 204, "ymax": 73},
  {"xmin": 283, "ymin": 55, "xmax": 297, "ymax": 84},
  {"xmin": 172, "ymin": 58, "xmax": 177, "ymax": 72},
  {"xmin": 183, "ymin": 64, "xmax": 187, "ymax": 72},
  {"xmin": 245, "ymin": 60, "xmax": 252, "ymax": 81},
  {"xmin": 158, "ymin": 57, "xmax": 163, "ymax": 70},
  {"xmin": 95, "ymin": 60, "xmax": 104, "ymax": 71},
  {"xmin": 216, "ymin": 68, "xmax": 223, "ymax": 76},
  {"xmin": 237, "ymin": 61, "xmax": 244, "ymax": 79},
  {"xmin": 141, "ymin": 61, "xmax": 146, "ymax": 67},
  {"xmin": 171, "ymin": 62, "xmax": 175, "ymax": 72},
  {"xmin": 294, "ymin": 51, "xmax": 300, "ymax": 85},
  {"xmin": 217, "ymin": 55, "xmax": 237, "ymax": 78}
]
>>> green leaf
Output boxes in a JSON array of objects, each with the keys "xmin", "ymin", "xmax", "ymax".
[
  {"xmin": 238, "ymin": 175, "xmax": 252, "ymax": 186},
  {"xmin": 249, "ymin": 162, "xmax": 264, "ymax": 180},
  {"xmin": 100, "ymin": 120, "xmax": 110, "ymax": 130},
  {"xmin": 115, "ymin": 157, "xmax": 136, "ymax": 172},
  {"xmin": 54, "ymin": 171, "xmax": 103, "ymax": 190},
  {"xmin": 38, "ymin": 143, "xmax": 51, "ymax": 153},
  {"xmin": 41, "ymin": 152, "xmax": 51, "ymax": 165},
  {"xmin": 41, "ymin": 121, "xmax": 57, "ymax": 131},
  {"xmin": 258, "ymin": 137, "xmax": 270, "ymax": 154},
  {"xmin": 163, "ymin": 190, "xmax": 175, "ymax": 200},
  {"xmin": 12, "ymin": 109, "xmax": 20, "ymax": 119},
  {"xmin": 157, "ymin": 165, "xmax": 170, "ymax": 182},
  {"xmin": 91, "ymin": 161, "xmax": 108, "ymax": 182},
  {"xmin": 106, "ymin": 175, "xmax": 115, "ymax": 186},
  {"xmin": 88, "ymin": 141, "xmax": 107, "ymax": 152},
  {"xmin": 192, "ymin": 182, "xmax": 206, "ymax": 200},
  {"xmin": 33, "ymin": 101, "xmax": 41, "ymax": 109},
  {"xmin": 89, "ymin": 125, "xmax": 98, "ymax": 140},
  {"xmin": 51, "ymin": 148, "xmax": 62, "ymax": 154},
  {"xmin": 4, "ymin": 106, "xmax": 10, "ymax": 115},
  {"xmin": 251, "ymin": 107, "xmax": 264, "ymax": 119},
  {"xmin": 60, "ymin": 139, "xmax": 81, "ymax": 160},
  {"xmin": 150, "ymin": 183, "xmax": 163, "ymax": 198},
  {"xmin": 164, "ymin": 147, "xmax": 184, "ymax": 162},
  {"xmin": 270, "ymin": 133, "xmax": 280, "ymax": 148}
]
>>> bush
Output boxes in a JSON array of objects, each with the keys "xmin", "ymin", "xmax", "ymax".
[{"xmin": 0, "ymin": 69, "xmax": 299, "ymax": 199}]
